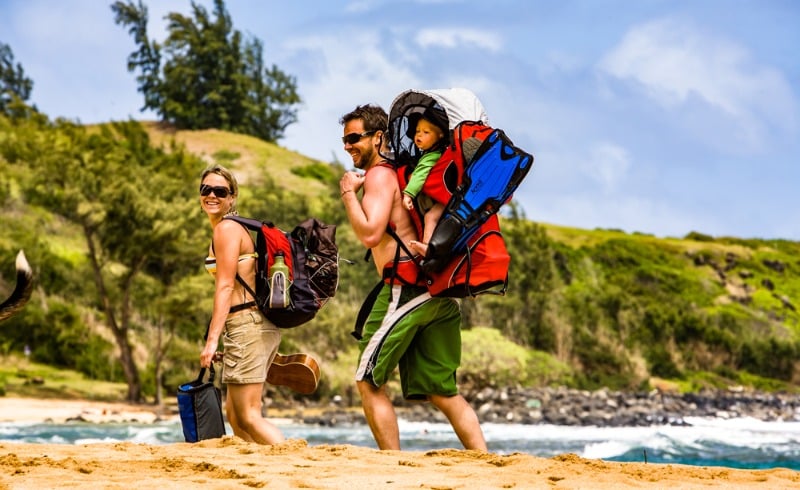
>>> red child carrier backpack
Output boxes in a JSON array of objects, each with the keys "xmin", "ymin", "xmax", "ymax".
[{"xmin": 385, "ymin": 88, "xmax": 534, "ymax": 298}]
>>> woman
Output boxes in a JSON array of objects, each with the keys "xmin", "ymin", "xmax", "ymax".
[{"xmin": 199, "ymin": 164, "xmax": 284, "ymax": 445}]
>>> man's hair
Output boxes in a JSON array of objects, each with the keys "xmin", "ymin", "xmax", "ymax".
[{"xmin": 339, "ymin": 104, "xmax": 388, "ymax": 133}]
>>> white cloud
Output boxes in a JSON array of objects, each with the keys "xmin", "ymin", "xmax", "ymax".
[
  {"xmin": 279, "ymin": 32, "xmax": 421, "ymax": 164},
  {"xmin": 344, "ymin": 0, "xmax": 379, "ymax": 14},
  {"xmin": 598, "ymin": 17, "xmax": 798, "ymax": 151},
  {"xmin": 584, "ymin": 142, "xmax": 630, "ymax": 193},
  {"xmin": 415, "ymin": 28, "xmax": 502, "ymax": 52},
  {"xmin": 522, "ymin": 138, "xmax": 631, "ymax": 195},
  {"xmin": 278, "ymin": 23, "xmax": 507, "ymax": 164}
]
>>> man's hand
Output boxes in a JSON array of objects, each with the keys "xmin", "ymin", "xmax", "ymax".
[{"xmin": 340, "ymin": 171, "xmax": 365, "ymax": 197}]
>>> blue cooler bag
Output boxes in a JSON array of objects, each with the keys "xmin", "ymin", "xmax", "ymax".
[{"xmin": 177, "ymin": 365, "xmax": 226, "ymax": 442}]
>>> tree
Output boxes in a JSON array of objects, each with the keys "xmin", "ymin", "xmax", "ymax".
[
  {"xmin": 26, "ymin": 120, "xmax": 207, "ymax": 402},
  {"xmin": 0, "ymin": 43, "xmax": 34, "ymax": 113},
  {"xmin": 497, "ymin": 204, "xmax": 557, "ymax": 349},
  {"xmin": 108, "ymin": 1, "xmax": 162, "ymax": 113},
  {"xmin": 111, "ymin": 0, "xmax": 301, "ymax": 142}
]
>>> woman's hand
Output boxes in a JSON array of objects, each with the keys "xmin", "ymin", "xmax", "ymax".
[{"xmin": 200, "ymin": 342, "xmax": 218, "ymax": 368}]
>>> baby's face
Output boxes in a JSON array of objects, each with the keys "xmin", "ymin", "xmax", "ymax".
[{"xmin": 414, "ymin": 118, "xmax": 443, "ymax": 151}]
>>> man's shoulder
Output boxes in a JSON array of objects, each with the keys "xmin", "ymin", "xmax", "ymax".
[
  {"xmin": 366, "ymin": 160, "xmax": 395, "ymax": 172},
  {"xmin": 365, "ymin": 162, "xmax": 398, "ymax": 181}
]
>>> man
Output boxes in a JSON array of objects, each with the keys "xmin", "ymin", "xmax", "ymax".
[{"xmin": 338, "ymin": 104, "xmax": 486, "ymax": 451}]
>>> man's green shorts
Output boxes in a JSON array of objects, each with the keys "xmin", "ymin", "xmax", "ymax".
[{"xmin": 356, "ymin": 283, "xmax": 462, "ymax": 400}]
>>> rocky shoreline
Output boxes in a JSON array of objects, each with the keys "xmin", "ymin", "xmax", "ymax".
[
  {"xmin": 6, "ymin": 386, "xmax": 797, "ymax": 429},
  {"xmin": 295, "ymin": 387, "xmax": 800, "ymax": 428}
]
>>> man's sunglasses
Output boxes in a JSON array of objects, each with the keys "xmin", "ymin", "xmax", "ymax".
[
  {"xmin": 341, "ymin": 130, "xmax": 375, "ymax": 145},
  {"xmin": 199, "ymin": 184, "xmax": 232, "ymax": 198}
]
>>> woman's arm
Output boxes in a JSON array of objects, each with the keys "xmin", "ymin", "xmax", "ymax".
[{"xmin": 200, "ymin": 219, "xmax": 242, "ymax": 368}]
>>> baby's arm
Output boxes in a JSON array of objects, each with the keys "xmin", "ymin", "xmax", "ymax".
[{"xmin": 402, "ymin": 193, "xmax": 414, "ymax": 210}]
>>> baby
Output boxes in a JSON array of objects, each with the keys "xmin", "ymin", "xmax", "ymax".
[{"xmin": 403, "ymin": 107, "xmax": 449, "ymax": 257}]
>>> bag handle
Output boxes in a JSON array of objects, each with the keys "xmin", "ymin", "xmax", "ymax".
[
  {"xmin": 197, "ymin": 363, "xmax": 216, "ymax": 384},
  {"xmin": 200, "ymin": 321, "xmax": 218, "ymax": 383}
]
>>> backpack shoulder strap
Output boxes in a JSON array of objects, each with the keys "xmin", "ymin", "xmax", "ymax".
[
  {"xmin": 385, "ymin": 224, "xmax": 416, "ymax": 259},
  {"xmin": 351, "ymin": 280, "xmax": 384, "ymax": 340},
  {"xmin": 219, "ymin": 215, "xmax": 260, "ymax": 302},
  {"xmin": 223, "ymin": 214, "xmax": 265, "ymax": 230}
]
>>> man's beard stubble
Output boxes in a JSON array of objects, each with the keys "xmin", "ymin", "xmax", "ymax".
[{"xmin": 353, "ymin": 145, "xmax": 373, "ymax": 170}]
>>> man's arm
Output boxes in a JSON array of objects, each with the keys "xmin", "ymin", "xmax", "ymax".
[{"xmin": 340, "ymin": 167, "xmax": 396, "ymax": 249}]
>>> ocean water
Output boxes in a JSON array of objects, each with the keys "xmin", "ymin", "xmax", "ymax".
[{"xmin": 1, "ymin": 417, "xmax": 798, "ymax": 471}]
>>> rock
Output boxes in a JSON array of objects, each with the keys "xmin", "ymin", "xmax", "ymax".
[
  {"xmin": 305, "ymin": 387, "xmax": 800, "ymax": 428},
  {"xmin": 762, "ymin": 259, "xmax": 786, "ymax": 272}
]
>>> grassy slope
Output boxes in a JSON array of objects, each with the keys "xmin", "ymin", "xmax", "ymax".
[
  {"xmin": 552, "ymin": 222, "xmax": 800, "ymax": 331},
  {"xmin": 545, "ymin": 222, "xmax": 800, "ymax": 390},
  {"xmin": 0, "ymin": 354, "xmax": 127, "ymax": 400},
  {"xmin": 142, "ymin": 122, "xmax": 327, "ymax": 189}
]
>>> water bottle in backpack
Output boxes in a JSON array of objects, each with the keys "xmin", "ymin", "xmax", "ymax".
[{"xmin": 269, "ymin": 252, "xmax": 290, "ymax": 309}]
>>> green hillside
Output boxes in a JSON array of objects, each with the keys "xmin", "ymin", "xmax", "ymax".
[{"xmin": 1, "ymin": 114, "xmax": 798, "ymax": 403}]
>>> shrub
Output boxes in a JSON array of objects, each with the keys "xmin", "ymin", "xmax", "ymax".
[
  {"xmin": 461, "ymin": 327, "xmax": 529, "ymax": 388},
  {"xmin": 461, "ymin": 327, "xmax": 572, "ymax": 389}
]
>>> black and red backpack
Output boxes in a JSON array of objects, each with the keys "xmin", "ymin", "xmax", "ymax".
[{"xmin": 225, "ymin": 216, "xmax": 338, "ymax": 328}]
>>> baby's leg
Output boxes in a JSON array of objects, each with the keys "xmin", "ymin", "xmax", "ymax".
[
  {"xmin": 410, "ymin": 201, "xmax": 445, "ymax": 256},
  {"xmin": 422, "ymin": 203, "xmax": 445, "ymax": 244},
  {"xmin": 409, "ymin": 240, "xmax": 428, "ymax": 256}
]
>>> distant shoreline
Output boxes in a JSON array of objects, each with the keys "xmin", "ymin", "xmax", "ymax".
[{"xmin": 0, "ymin": 396, "xmax": 168, "ymax": 424}]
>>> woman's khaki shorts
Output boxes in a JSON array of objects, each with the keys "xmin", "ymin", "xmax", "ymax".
[{"xmin": 221, "ymin": 310, "xmax": 280, "ymax": 384}]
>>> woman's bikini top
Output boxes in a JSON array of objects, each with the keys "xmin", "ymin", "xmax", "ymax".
[{"xmin": 204, "ymin": 253, "xmax": 258, "ymax": 276}]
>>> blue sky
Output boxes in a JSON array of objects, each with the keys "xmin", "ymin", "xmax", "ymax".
[{"xmin": 2, "ymin": 0, "xmax": 799, "ymax": 240}]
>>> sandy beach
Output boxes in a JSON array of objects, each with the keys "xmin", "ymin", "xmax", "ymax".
[{"xmin": 0, "ymin": 397, "xmax": 799, "ymax": 489}]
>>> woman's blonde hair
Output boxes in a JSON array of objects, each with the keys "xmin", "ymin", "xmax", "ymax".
[{"xmin": 200, "ymin": 164, "xmax": 239, "ymax": 215}]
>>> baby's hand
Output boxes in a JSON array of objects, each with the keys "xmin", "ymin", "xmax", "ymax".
[{"xmin": 402, "ymin": 194, "xmax": 414, "ymax": 210}]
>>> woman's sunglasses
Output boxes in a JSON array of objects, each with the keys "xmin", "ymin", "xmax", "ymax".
[
  {"xmin": 341, "ymin": 130, "xmax": 375, "ymax": 145},
  {"xmin": 199, "ymin": 184, "xmax": 232, "ymax": 198}
]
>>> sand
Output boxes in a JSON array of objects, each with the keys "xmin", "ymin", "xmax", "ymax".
[{"xmin": 0, "ymin": 397, "xmax": 798, "ymax": 489}]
